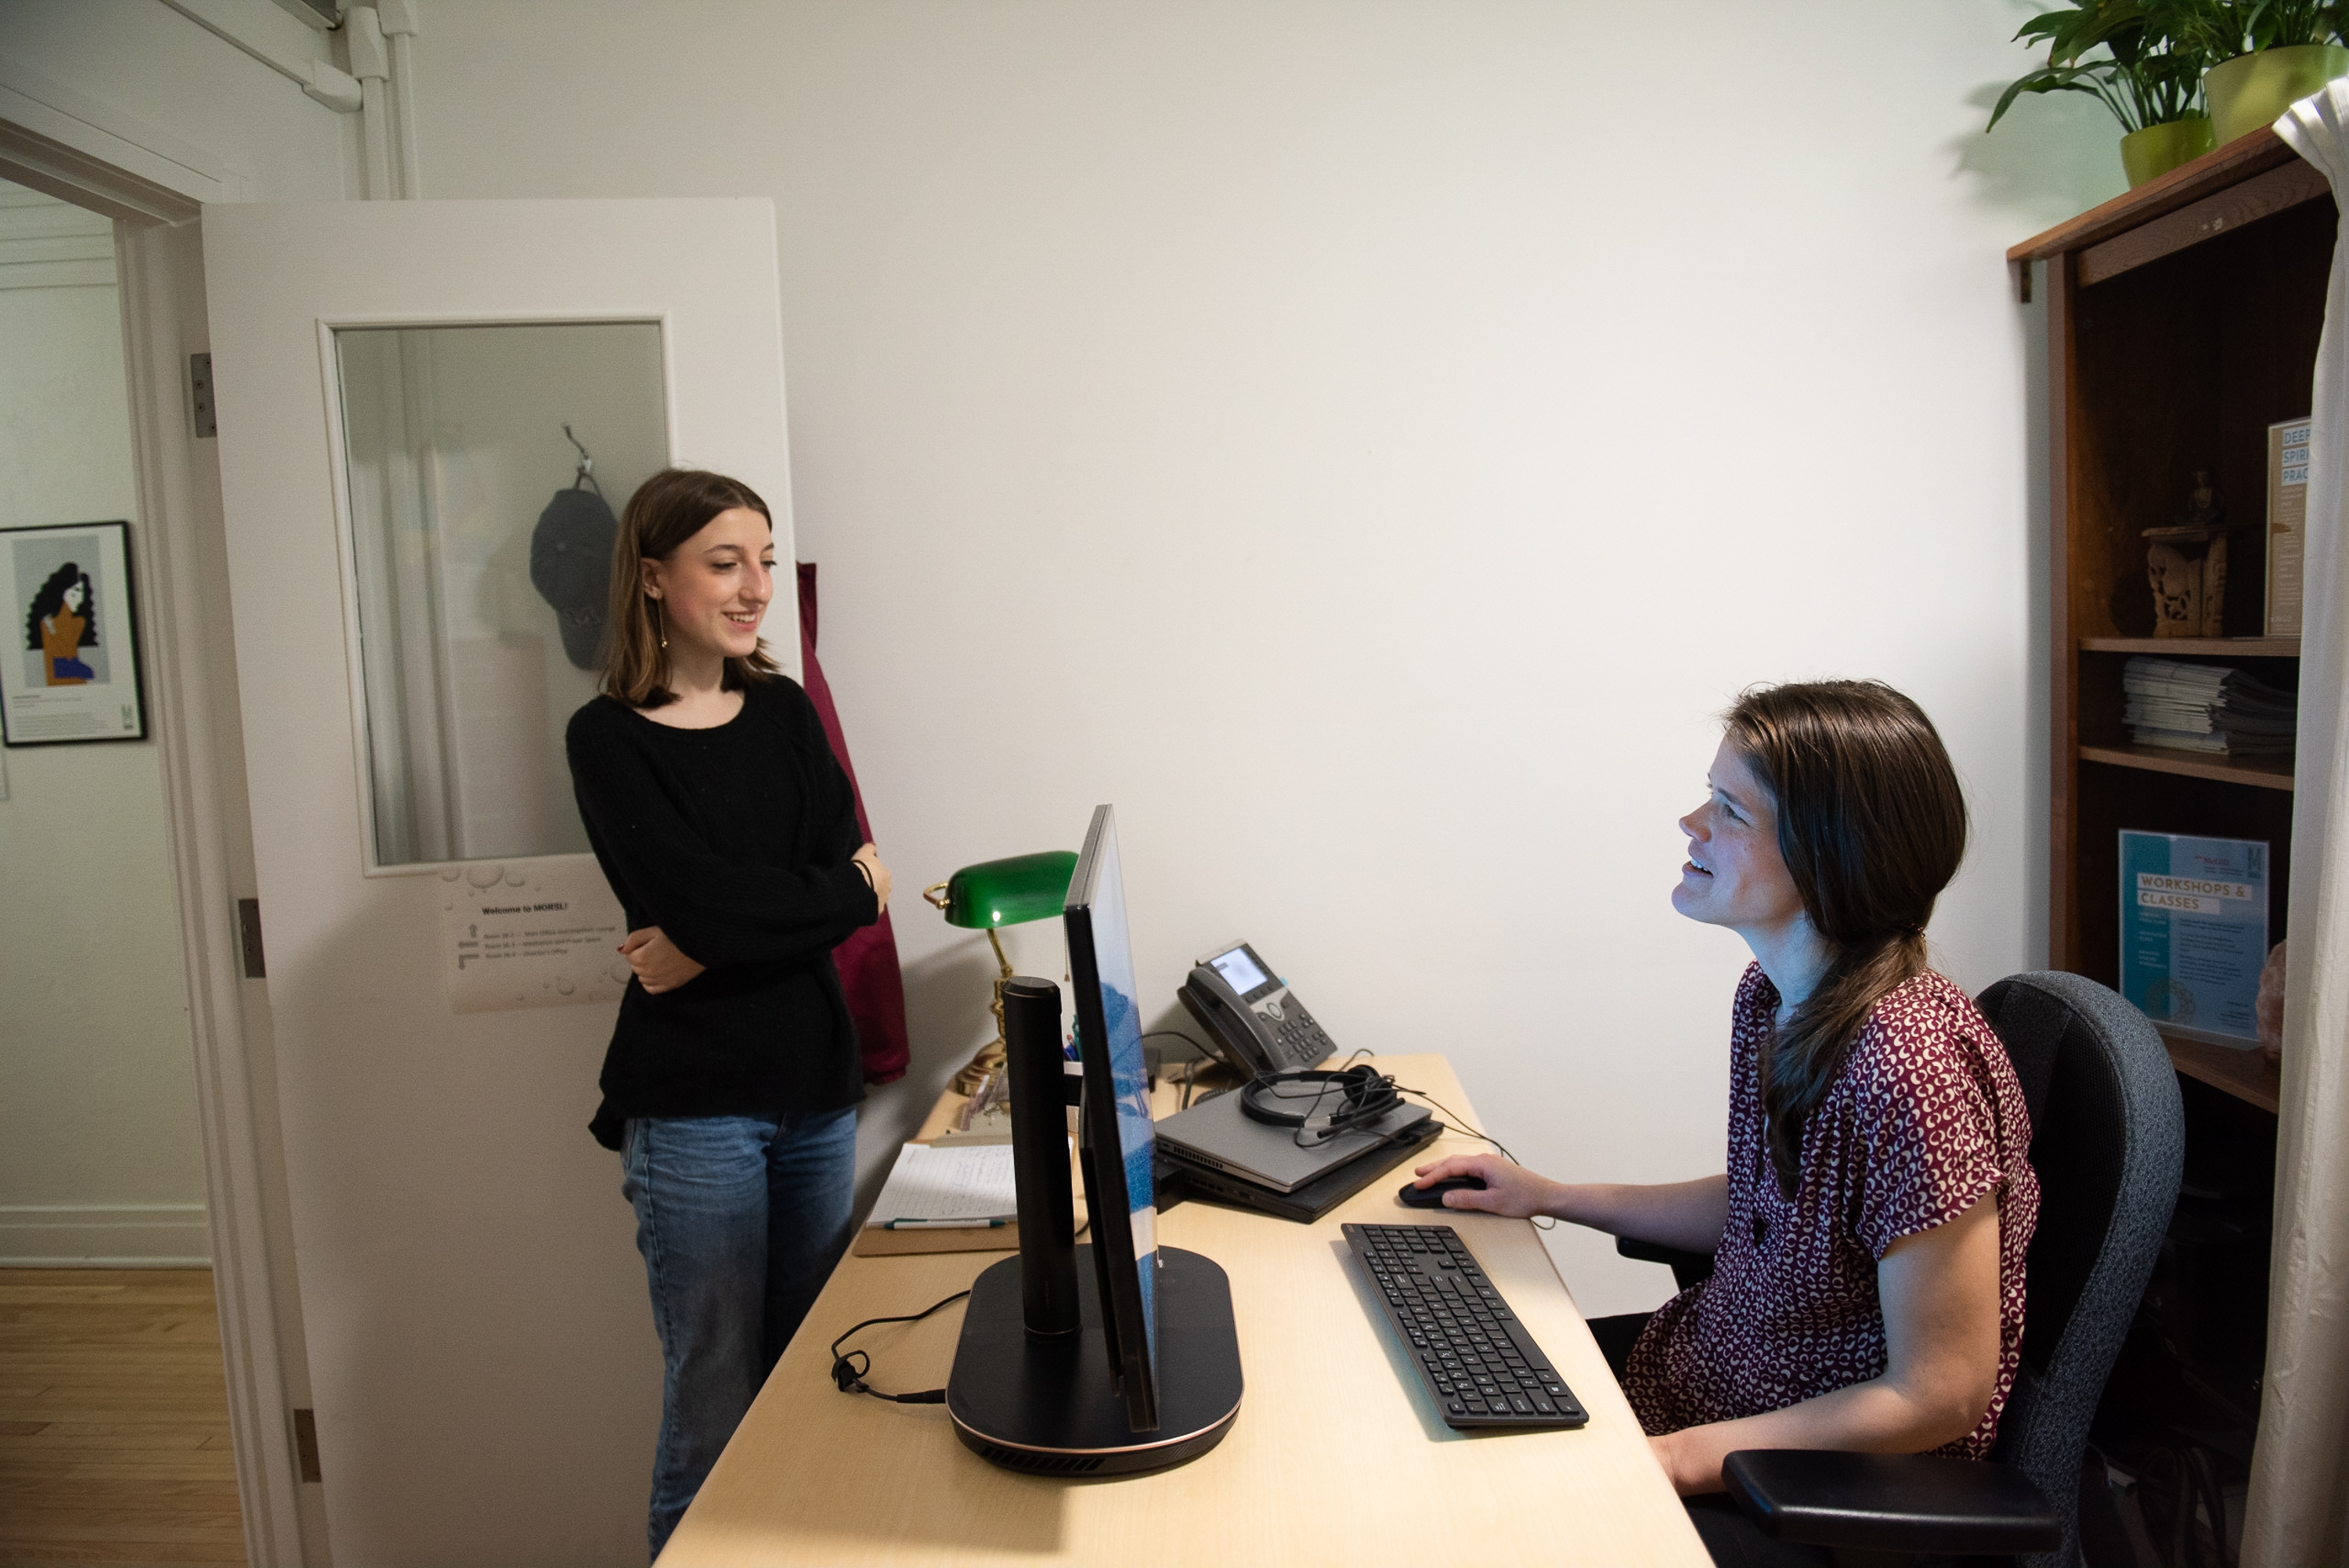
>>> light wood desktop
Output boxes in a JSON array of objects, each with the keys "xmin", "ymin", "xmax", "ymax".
[{"xmin": 659, "ymin": 1053, "xmax": 1709, "ymax": 1567}]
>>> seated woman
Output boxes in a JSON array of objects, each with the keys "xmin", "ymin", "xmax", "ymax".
[{"xmin": 1413, "ymin": 680, "xmax": 2038, "ymax": 1562}]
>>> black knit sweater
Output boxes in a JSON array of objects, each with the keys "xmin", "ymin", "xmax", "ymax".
[{"xmin": 565, "ymin": 677, "xmax": 879, "ymax": 1150}]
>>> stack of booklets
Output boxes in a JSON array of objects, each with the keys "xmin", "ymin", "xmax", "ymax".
[{"xmin": 2122, "ymin": 658, "xmax": 2297, "ymax": 758}]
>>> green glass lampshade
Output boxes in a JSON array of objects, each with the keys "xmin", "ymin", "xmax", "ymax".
[{"xmin": 929, "ymin": 850, "xmax": 1077, "ymax": 930}]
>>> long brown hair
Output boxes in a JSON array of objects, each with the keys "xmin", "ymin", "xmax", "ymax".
[
  {"xmin": 1724, "ymin": 681, "xmax": 1968, "ymax": 1197},
  {"xmin": 601, "ymin": 467, "xmax": 782, "ymax": 708}
]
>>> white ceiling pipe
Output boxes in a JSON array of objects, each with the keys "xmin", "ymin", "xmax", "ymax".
[
  {"xmin": 379, "ymin": 0, "xmax": 420, "ymax": 199},
  {"xmin": 155, "ymin": 0, "xmax": 362, "ymax": 112},
  {"xmin": 345, "ymin": 4, "xmax": 392, "ymax": 199}
]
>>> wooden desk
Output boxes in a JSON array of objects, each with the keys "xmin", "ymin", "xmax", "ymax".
[{"xmin": 660, "ymin": 1054, "xmax": 1709, "ymax": 1566}]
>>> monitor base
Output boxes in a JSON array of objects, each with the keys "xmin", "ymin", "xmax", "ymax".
[{"xmin": 947, "ymin": 1245, "xmax": 1243, "ymax": 1476}]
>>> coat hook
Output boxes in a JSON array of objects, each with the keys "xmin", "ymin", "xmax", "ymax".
[{"xmin": 562, "ymin": 423, "xmax": 603, "ymax": 495}]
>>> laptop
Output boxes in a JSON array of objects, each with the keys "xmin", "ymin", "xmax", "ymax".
[
  {"xmin": 1153, "ymin": 1082, "xmax": 1434, "ymax": 1194},
  {"xmin": 1157, "ymin": 1113, "xmax": 1442, "ymax": 1224}
]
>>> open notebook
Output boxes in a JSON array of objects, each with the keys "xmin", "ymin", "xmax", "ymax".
[{"xmin": 864, "ymin": 1141, "xmax": 1019, "ymax": 1227}]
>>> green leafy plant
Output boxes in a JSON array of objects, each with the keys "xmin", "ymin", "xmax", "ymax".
[
  {"xmin": 1990, "ymin": 2, "xmax": 2214, "ymax": 132},
  {"xmin": 2162, "ymin": 0, "xmax": 2348, "ymax": 54},
  {"xmin": 2235, "ymin": 0, "xmax": 2349, "ymax": 49}
]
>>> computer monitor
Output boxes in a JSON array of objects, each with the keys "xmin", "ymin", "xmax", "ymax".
[{"xmin": 1063, "ymin": 803, "xmax": 1159, "ymax": 1433}]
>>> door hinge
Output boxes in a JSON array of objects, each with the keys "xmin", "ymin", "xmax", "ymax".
[
  {"xmin": 236, "ymin": 898, "xmax": 266, "ymax": 979},
  {"xmin": 189, "ymin": 352, "xmax": 217, "ymax": 438},
  {"xmin": 291, "ymin": 1408, "xmax": 323, "ymax": 1483}
]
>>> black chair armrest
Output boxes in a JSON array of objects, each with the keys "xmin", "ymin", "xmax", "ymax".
[
  {"xmin": 1614, "ymin": 1235, "xmax": 1716, "ymax": 1290},
  {"xmin": 1721, "ymin": 1451, "xmax": 2061, "ymax": 1556}
]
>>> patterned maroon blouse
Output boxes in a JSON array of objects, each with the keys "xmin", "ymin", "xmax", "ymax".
[{"xmin": 1622, "ymin": 965, "xmax": 2039, "ymax": 1458}]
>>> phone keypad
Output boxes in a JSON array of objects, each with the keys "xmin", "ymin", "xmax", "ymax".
[{"xmin": 1263, "ymin": 1000, "xmax": 1332, "ymax": 1065}]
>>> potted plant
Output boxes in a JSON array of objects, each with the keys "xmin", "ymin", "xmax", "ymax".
[
  {"xmin": 1992, "ymin": 2, "xmax": 2217, "ymax": 187},
  {"xmin": 2186, "ymin": 0, "xmax": 2349, "ymax": 144}
]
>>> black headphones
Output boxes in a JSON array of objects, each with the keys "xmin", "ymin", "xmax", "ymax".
[{"xmin": 1239, "ymin": 1065, "xmax": 1402, "ymax": 1146}]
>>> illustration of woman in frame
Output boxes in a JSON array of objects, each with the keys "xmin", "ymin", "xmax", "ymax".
[{"xmin": 25, "ymin": 562, "xmax": 98, "ymax": 685}]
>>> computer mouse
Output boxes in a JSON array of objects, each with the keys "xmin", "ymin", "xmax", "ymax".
[{"xmin": 1397, "ymin": 1175, "xmax": 1486, "ymax": 1209}]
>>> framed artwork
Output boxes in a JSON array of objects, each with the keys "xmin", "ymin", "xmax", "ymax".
[{"xmin": 1, "ymin": 520, "xmax": 149, "ymax": 746}]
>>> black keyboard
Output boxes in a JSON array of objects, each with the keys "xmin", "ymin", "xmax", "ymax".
[{"xmin": 1343, "ymin": 1222, "xmax": 1587, "ymax": 1430}]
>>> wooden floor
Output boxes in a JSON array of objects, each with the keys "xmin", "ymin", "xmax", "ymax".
[{"xmin": 0, "ymin": 1270, "xmax": 247, "ymax": 1567}]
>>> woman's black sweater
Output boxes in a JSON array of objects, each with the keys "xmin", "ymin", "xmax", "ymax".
[{"xmin": 565, "ymin": 677, "xmax": 879, "ymax": 1150}]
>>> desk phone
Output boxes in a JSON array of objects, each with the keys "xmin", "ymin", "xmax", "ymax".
[{"xmin": 1177, "ymin": 940, "xmax": 1334, "ymax": 1078}]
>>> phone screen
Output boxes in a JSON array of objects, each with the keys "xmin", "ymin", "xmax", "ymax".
[{"xmin": 1209, "ymin": 946, "xmax": 1269, "ymax": 995}]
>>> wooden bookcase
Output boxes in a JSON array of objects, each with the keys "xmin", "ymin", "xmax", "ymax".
[{"xmin": 2009, "ymin": 129, "xmax": 2332, "ymax": 1116}]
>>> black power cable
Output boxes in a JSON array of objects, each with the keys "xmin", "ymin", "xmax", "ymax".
[{"xmin": 827, "ymin": 1289, "xmax": 971, "ymax": 1404}]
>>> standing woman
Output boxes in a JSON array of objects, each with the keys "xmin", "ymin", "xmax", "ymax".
[
  {"xmin": 1413, "ymin": 681, "xmax": 2038, "ymax": 1566},
  {"xmin": 565, "ymin": 467, "xmax": 889, "ymax": 1560}
]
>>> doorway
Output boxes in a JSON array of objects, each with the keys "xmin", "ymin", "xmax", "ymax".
[{"xmin": 0, "ymin": 175, "xmax": 247, "ymax": 1563}]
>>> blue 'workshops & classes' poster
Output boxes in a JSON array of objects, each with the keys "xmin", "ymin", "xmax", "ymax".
[{"xmin": 2118, "ymin": 831, "xmax": 2268, "ymax": 1044}]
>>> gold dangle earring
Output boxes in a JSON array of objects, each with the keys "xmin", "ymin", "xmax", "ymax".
[{"xmin": 653, "ymin": 597, "xmax": 666, "ymax": 650}]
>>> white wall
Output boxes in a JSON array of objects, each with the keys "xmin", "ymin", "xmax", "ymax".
[
  {"xmin": 0, "ymin": 178, "xmax": 209, "ymax": 1262},
  {"xmin": 410, "ymin": 0, "xmax": 2123, "ymax": 1314}
]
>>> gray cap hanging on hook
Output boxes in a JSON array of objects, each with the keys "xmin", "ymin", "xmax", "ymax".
[{"xmin": 531, "ymin": 424, "xmax": 620, "ymax": 670}]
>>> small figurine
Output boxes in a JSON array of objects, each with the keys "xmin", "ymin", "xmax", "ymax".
[{"xmin": 2144, "ymin": 470, "xmax": 2228, "ymax": 638}]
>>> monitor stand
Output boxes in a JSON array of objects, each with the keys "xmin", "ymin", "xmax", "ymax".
[
  {"xmin": 947, "ymin": 1243, "xmax": 1241, "ymax": 1475},
  {"xmin": 944, "ymin": 978, "xmax": 1243, "ymax": 1476}
]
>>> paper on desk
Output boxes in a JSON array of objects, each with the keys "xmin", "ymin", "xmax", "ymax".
[{"xmin": 865, "ymin": 1141, "xmax": 1023, "ymax": 1226}]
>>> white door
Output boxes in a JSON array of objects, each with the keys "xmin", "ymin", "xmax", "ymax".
[{"xmin": 202, "ymin": 200, "xmax": 799, "ymax": 1568}]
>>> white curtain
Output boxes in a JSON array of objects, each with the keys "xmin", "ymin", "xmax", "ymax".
[{"xmin": 2252, "ymin": 84, "xmax": 2349, "ymax": 1567}]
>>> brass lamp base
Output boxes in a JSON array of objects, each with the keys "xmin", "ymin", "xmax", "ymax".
[
  {"xmin": 951, "ymin": 928, "xmax": 1015, "ymax": 1096},
  {"xmin": 952, "ymin": 1040, "xmax": 1006, "ymax": 1097}
]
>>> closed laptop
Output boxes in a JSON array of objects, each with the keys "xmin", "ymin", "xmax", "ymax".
[{"xmin": 1153, "ymin": 1086, "xmax": 1433, "ymax": 1195}]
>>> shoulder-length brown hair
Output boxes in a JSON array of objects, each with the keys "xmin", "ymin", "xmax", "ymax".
[
  {"xmin": 1725, "ymin": 680, "xmax": 1968, "ymax": 1197},
  {"xmin": 601, "ymin": 467, "xmax": 783, "ymax": 708}
]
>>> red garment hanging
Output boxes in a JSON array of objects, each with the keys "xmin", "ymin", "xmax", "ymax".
[{"xmin": 796, "ymin": 564, "xmax": 910, "ymax": 1084}]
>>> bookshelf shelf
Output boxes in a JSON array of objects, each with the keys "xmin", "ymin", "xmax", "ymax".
[
  {"xmin": 2078, "ymin": 742, "xmax": 2296, "ymax": 791},
  {"xmin": 2159, "ymin": 1028, "xmax": 2281, "ymax": 1115},
  {"xmin": 2079, "ymin": 636, "xmax": 2300, "ymax": 656},
  {"xmin": 2011, "ymin": 129, "xmax": 2318, "ymax": 274}
]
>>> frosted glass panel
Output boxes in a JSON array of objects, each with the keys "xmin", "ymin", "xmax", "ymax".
[{"xmin": 335, "ymin": 321, "xmax": 667, "ymax": 867}]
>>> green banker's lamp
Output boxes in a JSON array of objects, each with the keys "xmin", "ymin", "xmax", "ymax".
[{"xmin": 922, "ymin": 849, "xmax": 1079, "ymax": 1094}]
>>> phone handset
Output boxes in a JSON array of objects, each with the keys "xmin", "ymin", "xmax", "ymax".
[{"xmin": 1175, "ymin": 940, "xmax": 1334, "ymax": 1079}]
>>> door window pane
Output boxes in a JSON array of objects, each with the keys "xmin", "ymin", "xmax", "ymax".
[{"xmin": 334, "ymin": 321, "xmax": 666, "ymax": 867}]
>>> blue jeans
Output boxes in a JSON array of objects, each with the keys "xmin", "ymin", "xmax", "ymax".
[{"xmin": 621, "ymin": 1107, "xmax": 857, "ymax": 1562}]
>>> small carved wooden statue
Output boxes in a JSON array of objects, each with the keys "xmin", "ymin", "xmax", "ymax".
[{"xmin": 2144, "ymin": 470, "xmax": 2228, "ymax": 637}]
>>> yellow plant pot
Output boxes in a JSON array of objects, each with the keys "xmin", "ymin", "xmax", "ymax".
[
  {"xmin": 2120, "ymin": 118, "xmax": 2217, "ymax": 186},
  {"xmin": 2206, "ymin": 44, "xmax": 2349, "ymax": 146}
]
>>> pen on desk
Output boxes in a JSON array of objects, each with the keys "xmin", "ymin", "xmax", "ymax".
[{"xmin": 882, "ymin": 1218, "xmax": 1009, "ymax": 1231}]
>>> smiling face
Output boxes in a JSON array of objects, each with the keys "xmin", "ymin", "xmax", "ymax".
[
  {"xmin": 1672, "ymin": 736, "xmax": 1810, "ymax": 941},
  {"xmin": 639, "ymin": 506, "xmax": 774, "ymax": 665}
]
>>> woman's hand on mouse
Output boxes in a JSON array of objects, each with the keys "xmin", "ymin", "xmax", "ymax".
[
  {"xmin": 619, "ymin": 926, "xmax": 706, "ymax": 994},
  {"xmin": 1409, "ymin": 1153, "xmax": 1561, "ymax": 1219},
  {"xmin": 852, "ymin": 842, "xmax": 892, "ymax": 914}
]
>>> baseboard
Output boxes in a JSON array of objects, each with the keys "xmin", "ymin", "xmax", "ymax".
[{"xmin": 0, "ymin": 1203, "xmax": 211, "ymax": 1266}]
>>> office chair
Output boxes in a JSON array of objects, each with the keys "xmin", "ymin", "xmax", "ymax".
[{"xmin": 1617, "ymin": 971, "xmax": 2186, "ymax": 1568}]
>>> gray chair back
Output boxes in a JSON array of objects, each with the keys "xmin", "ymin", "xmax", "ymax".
[{"xmin": 1975, "ymin": 971, "xmax": 2185, "ymax": 1568}]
